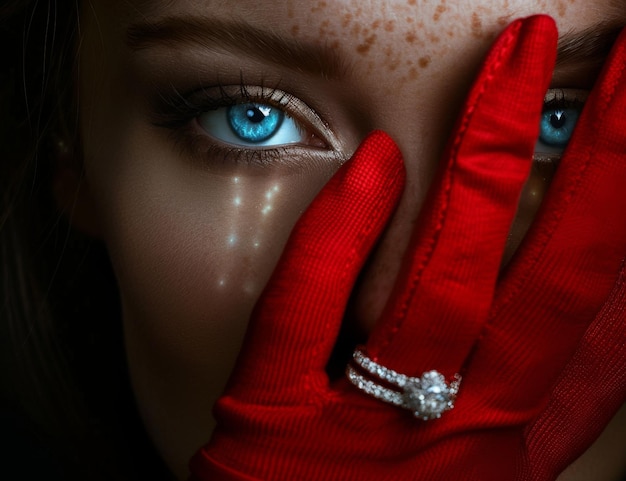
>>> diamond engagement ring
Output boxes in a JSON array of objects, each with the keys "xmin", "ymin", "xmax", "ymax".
[{"xmin": 346, "ymin": 349, "xmax": 461, "ymax": 420}]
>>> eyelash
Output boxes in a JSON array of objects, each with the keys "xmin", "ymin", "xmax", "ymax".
[
  {"xmin": 542, "ymin": 88, "xmax": 587, "ymax": 110},
  {"xmin": 151, "ymin": 83, "xmax": 338, "ymax": 167}
]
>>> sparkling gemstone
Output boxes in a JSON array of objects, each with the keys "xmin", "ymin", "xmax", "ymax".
[{"xmin": 403, "ymin": 371, "xmax": 453, "ymax": 420}]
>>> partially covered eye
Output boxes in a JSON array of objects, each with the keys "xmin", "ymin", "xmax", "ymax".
[
  {"xmin": 534, "ymin": 89, "xmax": 588, "ymax": 158},
  {"xmin": 539, "ymin": 107, "xmax": 581, "ymax": 147}
]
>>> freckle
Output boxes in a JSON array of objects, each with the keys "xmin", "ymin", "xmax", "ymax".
[
  {"xmin": 428, "ymin": 33, "xmax": 441, "ymax": 43},
  {"xmin": 384, "ymin": 20, "xmax": 395, "ymax": 32},
  {"xmin": 310, "ymin": 1, "xmax": 327, "ymax": 13},
  {"xmin": 407, "ymin": 0, "xmax": 416, "ymax": 5},
  {"xmin": 372, "ymin": 19, "xmax": 381, "ymax": 30},
  {"xmin": 409, "ymin": 67, "xmax": 418, "ymax": 80},
  {"xmin": 356, "ymin": 34, "xmax": 377, "ymax": 55},
  {"xmin": 418, "ymin": 56, "xmax": 431, "ymax": 68},
  {"xmin": 433, "ymin": 4, "xmax": 447, "ymax": 21},
  {"xmin": 406, "ymin": 16, "xmax": 414, "ymax": 23},
  {"xmin": 406, "ymin": 32, "xmax": 417, "ymax": 44},
  {"xmin": 471, "ymin": 12, "xmax": 483, "ymax": 38},
  {"xmin": 557, "ymin": 0, "xmax": 566, "ymax": 16},
  {"xmin": 342, "ymin": 13, "xmax": 352, "ymax": 27},
  {"xmin": 291, "ymin": 24, "xmax": 300, "ymax": 35},
  {"xmin": 351, "ymin": 24, "xmax": 362, "ymax": 35},
  {"xmin": 497, "ymin": 15, "xmax": 511, "ymax": 26}
]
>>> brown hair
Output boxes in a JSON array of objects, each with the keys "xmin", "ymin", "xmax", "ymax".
[{"xmin": 0, "ymin": 1, "xmax": 171, "ymax": 478}]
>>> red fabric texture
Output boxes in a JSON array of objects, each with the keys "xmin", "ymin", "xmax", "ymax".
[{"xmin": 190, "ymin": 16, "xmax": 626, "ymax": 481}]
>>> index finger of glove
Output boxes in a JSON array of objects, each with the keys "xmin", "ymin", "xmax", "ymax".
[
  {"xmin": 366, "ymin": 16, "xmax": 558, "ymax": 376},
  {"xmin": 227, "ymin": 131, "xmax": 405, "ymax": 404}
]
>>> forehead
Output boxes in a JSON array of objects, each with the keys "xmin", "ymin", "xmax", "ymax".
[
  {"xmin": 100, "ymin": 0, "xmax": 624, "ymax": 76},
  {"xmin": 101, "ymin": 0, "xmax": 624, "ymax": 66},
  {"xmin": 108, "ymin": 0, "xmax": 624, "ymax": 25}
]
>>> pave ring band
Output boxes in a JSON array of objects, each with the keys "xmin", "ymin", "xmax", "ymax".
[{"xmin": 346, "ymin": 349, "xmax": 461, "ymax": 420}]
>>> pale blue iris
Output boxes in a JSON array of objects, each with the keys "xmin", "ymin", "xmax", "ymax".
[
  {"xmin": 197, "ymin": 102, "xmax": 303, "ymax": 147},
  {"xmin": 539, "ymin": 108, "xmax": 580, "ymax": 148},
  {"xmin": 227, "ymin": 104, "xmax": 284, "ymax": 143}
]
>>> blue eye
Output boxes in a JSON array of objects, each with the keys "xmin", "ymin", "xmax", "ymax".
[
  {"xmin": 227, "ymin": 104, "xmax": 284, "ymax": 143},
  {"xmin": 534, "ymin": 89, "xmax": 587, "ymax": 157},
  {"xmin": 538, "ymin": 108, "xmax": 580, "ymax": 148},
  {"xmin": 198, "ymin": 102, "xmax": 304, "ymax": 147}
]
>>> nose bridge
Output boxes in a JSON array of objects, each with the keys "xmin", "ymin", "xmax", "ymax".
[
  {"xmin": 346, "ymin": 126, "xmax": 439, "ymax": 333},
  {"xmin": 345, "ymin": 78, "xmax": 461, "ymax": 333}
]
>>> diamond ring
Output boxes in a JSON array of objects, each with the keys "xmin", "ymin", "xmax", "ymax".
[{"xmin": 346, "ymin": 349, "xmax": 461, "ymax": 420}]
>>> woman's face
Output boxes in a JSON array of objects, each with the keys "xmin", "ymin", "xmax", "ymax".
[{"xmin": 77, "ymin": 0, "xmax": 624, "ymax": 478}]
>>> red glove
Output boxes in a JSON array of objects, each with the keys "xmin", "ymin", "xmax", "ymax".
[{"xmin": 190, "ymin": 15, "xmax": 626, "ymax": 481}]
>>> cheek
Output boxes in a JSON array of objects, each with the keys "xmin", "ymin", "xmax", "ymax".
[
  {"xmin": 103, "ymin": 162, "xmax": 330, "ymax": 363},
  {"xmin": 82, "ymin": 118, "xmax": 338, "ymax": 467},
  {"xmin": 110, "ymin": 172, "xmax": 308, "ymax": 352}
]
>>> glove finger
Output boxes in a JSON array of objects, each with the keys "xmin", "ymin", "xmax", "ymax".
[
  {"xmin": 364, "ymin": 16, "xmax": 557, "ymax": 378},
  {"xmin": 525, "ymin": 261, "xmax": 626, "ymax": 480},
  {"xmin": 226, "ymin": 131, "xmax": 405, "ymax": 404},
  {"xmin": 467, "ymin": 26, "xmax": 626, "ymax": 407}
]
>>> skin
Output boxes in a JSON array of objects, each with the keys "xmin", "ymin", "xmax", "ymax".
[{"xmin": 71, "ymin": 0, "xmax": 626, "ymax": 479}]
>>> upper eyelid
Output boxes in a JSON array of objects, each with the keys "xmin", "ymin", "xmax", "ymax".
[{"xmin": 189, "ymin": 84, "xmax": 288, "ymax": 108}]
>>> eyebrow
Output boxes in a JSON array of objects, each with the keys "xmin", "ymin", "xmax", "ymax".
[
  {"xmin": 556, "ymin": 22, "xmax": 623, "ymax": 70},
  {"xmin": 125, "ymin": 16, "xmax": 350, "ymax": 80},
  {"xmin": 126, "ymin": 16, "xmax": 623, "ymax": 82}
]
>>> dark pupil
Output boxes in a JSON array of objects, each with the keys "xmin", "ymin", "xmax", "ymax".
[
  {"xmin": 549, "ymin": 110, "xmax": 567, "ymax": 129},
  {"xmin": 246, "ymin": 107, "xmax": 266, "ymax": 123}
]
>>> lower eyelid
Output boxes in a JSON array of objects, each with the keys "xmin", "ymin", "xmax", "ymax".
[
  {"xmin": 532, "ymin": 152, "xmax": 562, "ymax": 167},
  {"xmin": 190, "ymin": 137, "xmax": 345, "ymax": 171},
  {"xmin": 166, "ymin": 118, "xmax": 345, "ymax": 171}
]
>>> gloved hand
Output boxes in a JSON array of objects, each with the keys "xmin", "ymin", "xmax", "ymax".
[{"xmin": 190, "ymin": 15, "xmax": 626, "ymax": 481}]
